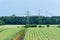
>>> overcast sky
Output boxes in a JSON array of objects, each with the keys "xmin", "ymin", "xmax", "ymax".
[{"xmin": 0, "ymin": 0, "xmax": 60, "ymax": 16}]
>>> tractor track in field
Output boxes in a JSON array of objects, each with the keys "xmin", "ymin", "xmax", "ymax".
[
  {"xmin": 14, "ymin": 29, "xmax": 26, "ymax": 40},
  {"xmin": 0, "ymin": 29, "xmax": 7, "ymax": 32},
  {"xmin": 40, "ymin": 29, "xmax": 49, "ymax": 40},
  {"xmin": 14, "ymin": 32, "xmax": 24, "ymax": 40}
]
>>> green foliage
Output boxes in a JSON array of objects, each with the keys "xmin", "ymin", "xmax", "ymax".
[
  {"xmin": 30, "ymin": 24, "xmax": 37, "ymax": 27},
  {"xmin": 47, "ymin": 24, "xmax": 50, "ymax": 27},
  {"xmin": 57, "ymin": 26, "xmax": 60, "ymax": 28},
  {"xmin": 39, "ymin": 25, "xmax": 42, "ymax": 27},
  {"xmin": 0, "ymin": 16, "xmax": 60, "ymax": 24},
  {"xmin": 39, "ymin": 25, "xmax": 44, "ymax": 28},
  {"xmin": 24, "ymin": 24, "xmax": 37, "ymax": 28},
  {"xmin": 0, "ymin": 20, "xmax": 5, "ymax": 25}
]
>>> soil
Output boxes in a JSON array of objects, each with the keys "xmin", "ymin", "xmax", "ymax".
[{"xmin": 14, "ymin": 32, "xmax": 25, "ymax": 40}]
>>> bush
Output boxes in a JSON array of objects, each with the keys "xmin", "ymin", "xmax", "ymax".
[
  {"xmin": 47, "ymin": 24, "xmax": 50, "ymax": 27},
  {"xmin": 39, "ymin": 25, "xmax": 45, "ymax": 28},
  {"xmin": 57, "ymin": 26, "xmax": 60, "ymax": 28},
  {"xmin": 24, "ymin": 24, "xmax": 37, "ymax": 28},
  {"xmin": 30, "ymin": 24, "xmax": 37, "ymax": 27},
  {"xmin": 39, "ymin": 25, "xmax": 42, "ymax": 27}
]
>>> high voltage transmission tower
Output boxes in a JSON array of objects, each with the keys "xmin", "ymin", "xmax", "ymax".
[
  {"xmin": 38, "ymin": 9, "xmax": 40, "ymax": 25},
  {"xmin": 46, "ymin": 11, "xmax": 48, "ymax": 24},
  {"xmin": 26, "ymin": 8, "xmax": 30, "ymax": 26},
  {"xmin": 46, "ymin": 11, "xmax": 48, "ymax": 17}
]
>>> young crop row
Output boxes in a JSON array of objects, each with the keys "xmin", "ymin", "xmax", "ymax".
[
  {"xmin": 0, "ymin": 28, "xmax": 7, "ymax": 32},
  {"xmin": 24, "ymin": 28, "xmax": 60, "ymax": 40},
  {"xmin": 24, "ymin": 28, "xmax": 41, "ymax": 40},
  {"xmin": 0, "ymin": 28, "xmax": 25, "ymax": 40}
]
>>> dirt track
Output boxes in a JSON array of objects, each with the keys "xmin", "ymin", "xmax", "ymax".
[{"xmin": 14, "ymin": 32, "xmax": 25, "ymax": 40}]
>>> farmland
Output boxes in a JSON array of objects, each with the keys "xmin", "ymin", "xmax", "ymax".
[
  {"xmin": 24, "ymin": 28, "xmax": 60, "ymax": 40},
  {"xmin": 0, "ymin": 25, "xmax": 25, "ymax": 40},
  {"xmin": 0, "ymin": 25, "xmax": 60, "ymax": 40}
]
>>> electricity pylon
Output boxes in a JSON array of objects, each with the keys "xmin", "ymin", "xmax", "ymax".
[
  {"xmin": 46, "ymin": 11, "xmax": 48, "ymax": 17},
  {"xmin": 46, "ymin": 11, "xmax": 48, "ymax": 24},
  {"xmin": 26, "ymin": 8, "xmax": 29, "ymax": 26},
  {"xmin": 38, "ymin": 9, "xmax": 40, "ymax": 25}
]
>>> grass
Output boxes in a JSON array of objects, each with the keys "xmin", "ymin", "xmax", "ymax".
[
  {"xmin": 0, "ymin": 28, "xmax": 25, "ymax": 40},
  {"xmin": 0, "ymin": 25, "xmax": 60, "ymax": 40},
  {"xmin": 24, "ymin": 28, "xmax": 60, "ymax": 40}
]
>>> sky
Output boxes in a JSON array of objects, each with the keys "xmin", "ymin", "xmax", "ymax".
[{"xmin": 0, "ymin": 0, "xmax": 60, "ymax": 16}]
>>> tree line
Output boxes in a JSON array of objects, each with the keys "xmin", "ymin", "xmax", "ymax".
[{"xmin": 0, "ymin": 15, "xmax": 60, "ymax": 25}]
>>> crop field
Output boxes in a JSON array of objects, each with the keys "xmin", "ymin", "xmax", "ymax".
[
  {"xmin": 0, "ymin": 25, "xmax": 60, "ymax": 40},
  {"xmin": 0, "ymin": 26, "xmax": 25, "ymax": 40},
  {"xmin": 24, "ymin": 28, "xmax": 60, "ymax": 40}
]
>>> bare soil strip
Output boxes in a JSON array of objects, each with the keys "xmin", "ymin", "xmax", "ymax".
[{"xmin": 14, "ymin": 31, "xmax": 25, "ymax": 40}]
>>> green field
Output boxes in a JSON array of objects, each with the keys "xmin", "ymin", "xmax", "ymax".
[
  {"xmin": 0, "ymin": 25, "xmax": 60, "ymax": 40},
  {"xmin": 0, "ymin": 26, "xmax": 25, "ymax": 40},
  {"xmin": 24, "ymin": 28, "xmax": 60, "ymax": 40}
]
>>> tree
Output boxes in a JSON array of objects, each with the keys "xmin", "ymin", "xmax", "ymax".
[{"xmin": 0, "ymin": 20, "xmax": 5, "ymax": 25}]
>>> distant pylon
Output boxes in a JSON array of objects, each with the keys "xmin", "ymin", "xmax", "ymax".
[
  {"xmin": 38, "ymin": 9, "xmax": 40, "ymax": 24},
  {"xmin": 46, "ymin": 11, "xmax": 48, "ymax": 24},
  {"xmin": 26, "ymin": 8, "xmax": 29, "ymax": 26},
  {"xmin": 46, "ymin": 11, "xmax": 48, "ymax": 17}
]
